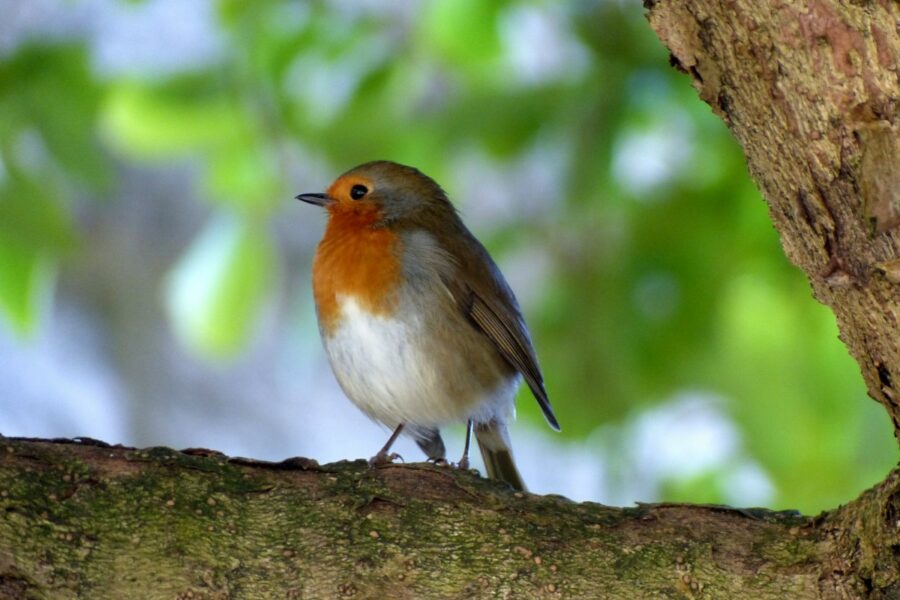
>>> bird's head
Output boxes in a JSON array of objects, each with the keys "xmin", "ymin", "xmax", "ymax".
[{"xmin": 297, "ymin": 161, "xmax": 457, "ymax": 229}]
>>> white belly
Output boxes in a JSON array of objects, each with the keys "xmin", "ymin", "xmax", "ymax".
[{"xmin": 321, "ymin": 296, "xmax": 516, "ymax": 428}]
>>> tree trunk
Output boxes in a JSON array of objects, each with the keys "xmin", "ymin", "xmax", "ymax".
[
  {"xmin": 646, "ymin": 0, "xmax": 900, "ymax": 434},
  {"xmin": 0, "ymin": 437, "xmax": 896, "ymax": 599},
  {"xmin": 2, "ymin": 0, "xmax": 899, "ymax": 598}
]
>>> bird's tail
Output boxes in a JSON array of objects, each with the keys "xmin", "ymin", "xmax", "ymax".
[{"xmin": 474, "ymin": 421, "xmax": 526, "ymax": 491}]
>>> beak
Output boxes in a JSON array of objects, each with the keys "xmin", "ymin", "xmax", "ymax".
[{"xmin": 295, "ymin": 192, "xmax": 331, "ymax": 207}]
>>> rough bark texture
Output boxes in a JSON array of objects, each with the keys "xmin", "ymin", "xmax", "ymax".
[
  {"xmin": 646, "ymin": 0, "xmax": 900, "ymax": 433},
  {"xmin": 0, "ymin": 437, "xmax": 897, "ymax": 599}
]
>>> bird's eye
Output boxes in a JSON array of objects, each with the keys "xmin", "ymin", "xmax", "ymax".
[{"xmin": 350, "ymin": 184, "xmax": 368, "ymax": 200}]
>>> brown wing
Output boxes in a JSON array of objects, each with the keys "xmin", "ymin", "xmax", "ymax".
[
  {"xmin": 440, "ymin": 230, "xmax": 560, "ymax": 431},
  {"xmin": 468, "ymin": 291, "xmax": 560, "ymax": 430}
]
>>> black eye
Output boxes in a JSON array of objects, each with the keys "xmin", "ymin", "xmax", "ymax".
[{"xmin": 350, "ymin": 184, "xmax": 368, "ymax": 200}]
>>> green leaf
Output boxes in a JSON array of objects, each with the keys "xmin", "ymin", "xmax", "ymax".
[
  {"xmin": 0, "ymin": 239, "xmax": 54, "ymax": 335},
  {"xmin": 165, "ymin": 214, "xmax": 275, "ymax": 357},
  {"xmin": 0, "ymin": 175, "xmax": 74, "ymax": 251},
  {"xmin": 0, "ymin": 43, "xmax": 109, "ymax": 187},
  {"xmin": 420, "ymin": 0, "xmax": 504, "ymax": 67},
  {"xmin": 102, "ymin": 82, "xmax": 239, "ymax": 157},
  {"xmin": 0, "ymin": 173, "xmax": 71, "ymax": 335},
  {"xmin": 206, "ymin": 144, "xmax": 279, "ymax": 212}
]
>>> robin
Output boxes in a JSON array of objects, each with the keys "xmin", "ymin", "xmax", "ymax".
[{"xmin": 297, "ymin": 161, "xmax": 559, "ymax": 490}]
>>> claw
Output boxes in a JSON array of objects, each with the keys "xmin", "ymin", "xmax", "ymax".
[
  {"xmin": 370, "ymin": 424, "xmax": 405, "ymax": 467},
  {"xmin": 369, "ymin": 452, "xmax": 403, "ymax": 467}
]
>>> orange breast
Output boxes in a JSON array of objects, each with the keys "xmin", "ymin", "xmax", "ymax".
[{"xmin": 312, "ymin": 211, "xmax": 403, "ymax": 335}]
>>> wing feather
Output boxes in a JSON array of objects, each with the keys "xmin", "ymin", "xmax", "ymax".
[
  {"xmin": 411, "ymin": 223, "xmax": 560, "ymax": 431},
  {"xmin": 444, "ymin": 270, "xmax": 560, "ymax": 431},
  {"xmin": 466, "ymin": 291, "xmax": 560, "ymax": 431}
]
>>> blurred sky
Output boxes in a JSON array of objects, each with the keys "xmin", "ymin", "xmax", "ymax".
[{"xmin": 0, "ymin": 0, "xmax": 895, "ymax": 511}]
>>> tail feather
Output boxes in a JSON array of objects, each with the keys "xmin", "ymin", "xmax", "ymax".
[
  {"xmin": 474, "ymin": 422, "xmax": 526, "ymax": 491},
  {"xmin": 409, "ymin": 426, "xmax": 446, "ymax": 461}
]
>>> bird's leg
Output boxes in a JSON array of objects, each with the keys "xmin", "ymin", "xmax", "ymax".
[
  {"xmin": 369, "ymin": 423, "xmax": 405, "ymax": 466},
  {"xmin": 457, "ymin": 419, "xmax": 474, "ymax": 470}
]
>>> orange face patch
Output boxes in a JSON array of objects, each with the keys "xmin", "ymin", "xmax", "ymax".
[{"xmin": 325, "ymin": 174, "xmax": 376, "ymax": 213}]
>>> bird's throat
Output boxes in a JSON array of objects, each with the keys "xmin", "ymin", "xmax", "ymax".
[{"xmin": 313, "ymin": 214, "xmax": 402, "ymax": 335}]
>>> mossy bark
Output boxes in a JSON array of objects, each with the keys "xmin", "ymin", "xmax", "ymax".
[{"xmin": 0, "ymin": 437, "xmax": 897, "ymax": 599}]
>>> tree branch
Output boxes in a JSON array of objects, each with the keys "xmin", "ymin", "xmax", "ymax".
[{"xmin": 0, "ymin": 437, "xmax": 897, "ymax": 598}]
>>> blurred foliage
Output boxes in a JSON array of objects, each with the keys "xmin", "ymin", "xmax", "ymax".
[{"xmin": 0, "ymin": 0, "xmax": 895, "ymax": 513}]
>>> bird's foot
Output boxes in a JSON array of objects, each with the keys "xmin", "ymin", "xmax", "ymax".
[
  {"xmin": 427, "ymin": 457, "xmax": 449, "ymax": 467},
  {"xmin": 369, "ymin": 452, "xmax": 403, "ymax": 467},
  {"xmin": 456, "ymin": 456, "xmax": 471, "ymax": 470}
]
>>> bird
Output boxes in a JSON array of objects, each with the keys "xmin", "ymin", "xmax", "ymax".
[{"xmin": 297, "ymin": 160, "xmax": 559, "ymax": 490}]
